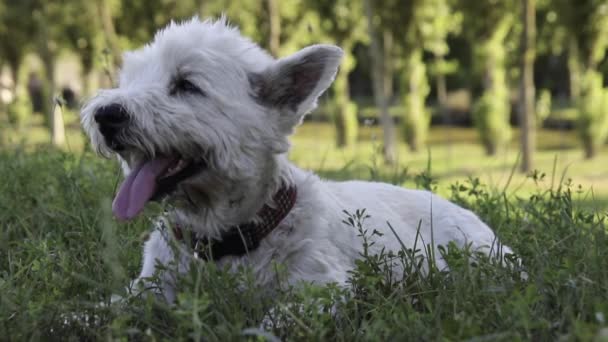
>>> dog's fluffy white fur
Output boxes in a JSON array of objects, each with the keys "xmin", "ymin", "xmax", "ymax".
[{"xmin": 81, "ymin": 17, "xmax": 513, "ymax": 302}]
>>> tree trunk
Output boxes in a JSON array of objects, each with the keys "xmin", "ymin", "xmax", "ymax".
[
  {"xmin": 518, "ymin": 0, "xmax": 536, "ymax": 172},
  {"xmin": 333, "ymin": 69, "xmax": 358, "ymax": 147},
  {"xmin": 568, "ymin": 38, "xmax": 581, "ymax": 102},
  {"xmin": 435, "ymin": 54, "xmax": 448, "ymax": 126},
  {"xmin": 402, "ymin": 49, "xmax": 429, "ymax": 152},
  {"xmin": 434, "ymin": 53, "xmax": 453, "ymax": 166},
  {"xmin": 96, "ymin": 0, "xmax": 122, "ymax": 74},
  {"xmin": 42, "ymin": 53, "xmax": 65, "ymax": 146},
  {"xmin": 36, "ymin": 6, "xmax": 65, "ymax": 146},
  {"xmin": 382, "ymin": 30, "xmax": 394, "ymax": 101},
  {"xmin": 363, "ymin": 0, "xmax": 395, "ymax": 164},
  {"xmin": 332, "ymin": 42, "xmax": 358, "ymax": 148},
  {"xmin": 473, "ymin": 17, "xmax": 513, "ymax": 156},
  {"xmin": 584, "ymin": 138, "xmax": 596, "ymax": 159},
  {"xmin": 82, "ymin": 67, "xmax": 97, "ymax": 98},
  {"xmin": 51, "ymin": 98, "xmax": 66, "ymax": 146},
  {"xmin": 7, "ymin": 57, "xmax": 21, "ymax": 90},
  {"xmin": 266, "ymin": 0, "xmax": 281, "ymax": 57}
]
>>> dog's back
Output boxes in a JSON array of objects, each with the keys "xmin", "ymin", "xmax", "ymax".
[{"xmin": 322, "ymin": 179, "xmax": 511, "ymax": 266}]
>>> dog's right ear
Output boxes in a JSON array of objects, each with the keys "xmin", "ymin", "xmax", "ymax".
[{"xmin": 250, "ymin": 44, "xmax": 343, "ymax": 132}]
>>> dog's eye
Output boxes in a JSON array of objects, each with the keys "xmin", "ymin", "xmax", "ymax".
[{"xmin": 172, "ymin": 78, "xmax": 203, "ymax": 96}]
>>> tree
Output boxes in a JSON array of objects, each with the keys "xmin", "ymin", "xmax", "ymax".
[
  {"xmin": 32, "ymin": 1, "xmax": 65, "ymax": 146},
  {"xmin": 0, "ymin": 1, "xmax": 35, "ymax": 88},
  {"xmin": 459, "ymin": 0, "xmax": 516, "ymax": 155},
  {"xmin": 364, "ymin": 0, "xmax": 396, "ymax": 164},
  {"xmin": 96, "ymin": 0, "xmax": 122, "ymax": 70},
  {"xmin": 378, "ymin": 0, "xmax": 427, "ymax": 152},
  {"xmin": 307, "ymin": 0, "xmax": 366, "ymax": 147},
  {"xmin": 0, "ymin": 0, "xmax": 37, "ymax": 126},
  {"xmin": 553, "ymin": 0, "xmax": 608, "ymax": 158},
  {"xmin": 375, "ymin": 0, "xmax": 459, "ymax": 152},
  {"xmin": 424, "ymin": 0, "xmax": 461, "ymax": 131},
  {"xmin": 29, "ymin": 0, "xmax": 106, "ymax": 145},
  {"xmin": 266, "ymin": 0, "xmax": 281, "ymax": 57},
  {"xmin": 519, "ymin": 0, "xmax": 536, "ymax": 172},
  {"xmin": 60, "ymin": 1, "xmax": 103, "ymax": 95}
]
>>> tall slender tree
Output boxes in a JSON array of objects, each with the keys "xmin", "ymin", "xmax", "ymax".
[
  {"xmin": 459, "ymin": 0, "xmax": 516, "ymax": 155},
  {"xmin": 553, "ymin": 0, "xmax": 608, "ymax": 159},
  {"xmin": 31, "ymin": 1, "xmax": 71, "ymax": 146},
  {"xmin": 519, "ymin": 0, "xmax": 537, "ymax": 172},
  {"xmin": 307, "ymin": 0, "xmax": 366, "ymax": 147},
  {"xmin": 376, "ymin": 0, "xmax": 459, "ymax": 152},
  {"xmin": 96, "ymin": 0, "xmax": 122, "ymax": 70},
  {"xmin": 0, "ymin": 0, "xmax": 37, "ymax": 125},
  {"xmin": 364, "ymin": 0, "xmax": 396, "ymax": 164},
  {"xmin": 266, "ymin": 0, "xmax": 281, "ymax": 57},
  {"xmin": 425, "ymin": 0, "xmax": 461, "ymax": 130}
]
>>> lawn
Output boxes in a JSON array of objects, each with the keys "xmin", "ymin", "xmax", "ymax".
[
  {"xmin": 1, "ymin": 113, "xmax": 608, "ymax": 340},
  {"xmin": 6, "ymin": 109, "xmax": 606, "ymax": 208}
]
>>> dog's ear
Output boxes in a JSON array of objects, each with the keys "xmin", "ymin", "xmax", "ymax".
[{"xmin": 250, "ymin": 44, "xmax": 343, "ymax": 131}]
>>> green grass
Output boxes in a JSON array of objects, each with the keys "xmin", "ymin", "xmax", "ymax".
[
  {"xmin": 2, "ymin": 117, "xmax": 608, "ymax": 340},
  {"xmin": 291, "ymin": 122, "xmax": 608, "ymax": 210},
  {"xmin": 4, "ymin": 112, "xmax": 608, "ymax": 208}
]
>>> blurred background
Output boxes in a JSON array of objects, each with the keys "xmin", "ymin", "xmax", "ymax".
[{"xmin": 1, "ymin": 0, "xmax": 608, "ymax": 207}]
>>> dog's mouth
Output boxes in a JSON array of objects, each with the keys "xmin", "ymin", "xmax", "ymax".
[{"xmin": 112, "ymin": 157, "xmax": 206, "ymax": 221}]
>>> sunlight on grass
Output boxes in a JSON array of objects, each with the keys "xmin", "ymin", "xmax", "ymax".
[
  {"xmin": 2, "ymin": 116, "xmax": 608, "ymax": 209},
  {"xmin": 291, "ymin": 122, "xmax": 608, "ymax": 209}
]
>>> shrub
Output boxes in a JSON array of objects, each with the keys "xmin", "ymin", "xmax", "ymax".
[
  {"xmin": 7, "ymin": 94, "xmax": 32, "ymax": 127},
  {"xmin": 577, "ymin": 70, "xmax": 608, "ymax": 159},
  {"xmin": 536, "ymin": 88, "xmax": 552, "ymax": 124},
  {"xmin": 472, "ymin": 82, "xmax": 511, "ymax": 156},
  {"xmin": 328, "ymin": 99, "xmax": 358, "ymax": 147},
  {"xmin": 401, "ymin": 50, "xmax": 431, "ymax": 152}
]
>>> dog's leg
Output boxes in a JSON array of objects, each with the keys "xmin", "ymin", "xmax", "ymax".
[{"xmin": 132, "ymin": 229, "xmax": 190, "ymax": 303}]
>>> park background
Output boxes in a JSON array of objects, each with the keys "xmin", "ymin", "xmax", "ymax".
[
  {"xmin": 3, "ymin": 0, "xmax": 608, "ymax": 340},
  {"xmin": 2, "ymin": 0, "xmax": 608, "ymax": 208}
]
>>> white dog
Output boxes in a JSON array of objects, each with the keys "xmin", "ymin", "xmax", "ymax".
[{"xmin": 81, "ymin": 17, "xmax": 513, "ymax": 302}]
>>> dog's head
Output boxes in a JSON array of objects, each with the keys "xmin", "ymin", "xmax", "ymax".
[{"xmin": 81, "ymin": 17, "xmax": 342, "ymax": 228}]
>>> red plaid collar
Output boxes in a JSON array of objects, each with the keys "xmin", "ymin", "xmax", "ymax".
[{"xmin": 172, "ymin": 185, "xmax": 298, "ymax": 260}]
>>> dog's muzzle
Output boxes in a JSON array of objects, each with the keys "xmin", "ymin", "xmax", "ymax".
[{"xmin": 94, "ymin": 103, "xmax": 129, "ymax": 151}]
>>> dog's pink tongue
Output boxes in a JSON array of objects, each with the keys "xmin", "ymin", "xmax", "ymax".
[{"xmin": 112, "ymin": 158, "xmax": 174, "ymax": 221}]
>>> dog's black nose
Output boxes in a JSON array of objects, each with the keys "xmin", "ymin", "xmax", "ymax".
[
  {"xmin": 94, "ymin": 103, "xmax": 129, "ymax": 127},
  {"xmin": 94, "ymin": 103, "xmax": 129, "ymax": 150}
]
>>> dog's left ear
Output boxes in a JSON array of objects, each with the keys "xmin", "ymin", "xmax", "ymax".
[{"xmin": 250, "ymin": 44, "xmax": 343, "ymax": 131}]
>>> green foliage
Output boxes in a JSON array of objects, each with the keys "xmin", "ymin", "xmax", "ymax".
[
  {"xmin": 550, "ymin": 0, "xmax": 608, "ymax": 157},
  {"xmin": 374, "ymin": 0, "xmax": 459, "ymax": 151},
  {"xmin": 401, "ymin": 49, "xmax": 430, "ymax": 151},
  {"xmin": 2, "ymin": 149, "xmax": 608, "ymax": 340},
  {"xmin": 415, "ymin": 0, "xmax": 462, "ymax": 56},
  {"xmin": 576, "ymin": 70, "xmax": 608, "ymax": 159},
  {"xmin": 307, "ymin": 0, "xmax": 366, "ymax": 44},
  {"xmin": 458, "ymin": 0, "xmax": 514, "ymax": 41},
  {"xmin": 1, "ymin": 0, "xmax": 607, "ymax": 157},
  {"xmin": 6, "ymin": 95, "xmax": 32, "ymax": 127},
  {"xmin": 0, "ymin": 0, "xmax": 37, "ymax": 77},
  {"xmin": 113, "ymin": 0, "xmax": 198, "ymax": 47},
  {"xmin": 307, "ymin": 0, "xmax": 365, "ymax": 148},
  {"xmin": 472, "ymin": 90, "xmax": 511, "ymax": 156},
  {"xmin": 536, "ymin": 89, "xmax": 552, "ymax": 124},
  {"xmin": 327, "ymin": 96, "xmax": 359, "ymax": 147},
  {"xmin": 553, "ymin": 0, "xmax": 608, "ymax": 69},
  {"xmin": 467, "ymin": 14, "xmax": 514, "ymax": 155},
  {"xmin": 457, "ymin": 1, "xmax": 517, "ymax": 155}
]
